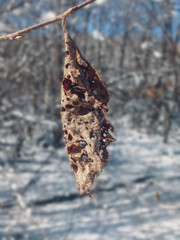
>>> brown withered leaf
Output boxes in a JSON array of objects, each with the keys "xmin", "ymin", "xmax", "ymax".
[{"xmin": 61, "ymin": 20, "xmax": 115, "ymax": 196}]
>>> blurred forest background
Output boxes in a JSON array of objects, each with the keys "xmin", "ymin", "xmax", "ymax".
[
  {"xmin": 0, "ymin": 0, "xmax": 180, "ymax": 240},
  {"xmin": 0, "ymin": 0, "xmax": 180, "ymax": 141}
]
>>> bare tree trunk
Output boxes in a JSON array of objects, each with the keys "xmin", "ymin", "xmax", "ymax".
[{"xmin": 119, "ymin": 26, "xmax": 129, "ymax": 67}]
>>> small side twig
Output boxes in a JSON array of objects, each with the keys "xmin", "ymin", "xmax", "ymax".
[{"xmin": 0, "ymin": 0, "xmax": 96, "ymax": 41}]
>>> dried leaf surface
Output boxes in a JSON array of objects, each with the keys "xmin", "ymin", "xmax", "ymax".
[{"xmin": 61, "ymin": 22, "xmax": 115, "ymax": 195}]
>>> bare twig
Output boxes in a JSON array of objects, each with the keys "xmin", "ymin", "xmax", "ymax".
[{"xmin": 0, "ymin": 0, "xmax": 96, "ymax": 41}]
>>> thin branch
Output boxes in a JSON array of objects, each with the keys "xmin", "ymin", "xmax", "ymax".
[{"xmin": 0, "ymin": 0, "xmax": 96, "ymax": 41}]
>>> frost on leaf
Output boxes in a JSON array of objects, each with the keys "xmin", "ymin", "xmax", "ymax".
[{"xmin": 61, "ymin": 21, "xmax": 115, "ymax": 196}]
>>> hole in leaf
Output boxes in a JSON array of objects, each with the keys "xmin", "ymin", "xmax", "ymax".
[
  {"xmin": 81, "ymin": 151, "xmax": 88, "ymax": 162},
  {"xmin": 77, "ymin": 140, "xmax": 87, "ymax": 148}
]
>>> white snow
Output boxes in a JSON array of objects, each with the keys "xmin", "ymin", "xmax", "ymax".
[
  {"xmin": 94, "ymin": 0, "xmax": 107, "ymax": 5},
  {"xmin": 92, "ymin": 30, "xmax": 105, "ymax": 41},
  {"xmin": 141, "ymin": 41, "xmax": 152, "ymax": 50},
  {"xmin": 153, "ymin": 51, "xmax": 162, "ymax": 58},
  {"xmin": 40, "ymin": 10, "xmax": 56, "ymax": 21}
]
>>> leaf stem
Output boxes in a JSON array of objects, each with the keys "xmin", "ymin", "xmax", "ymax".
[{"xmin": 0, "ymin": 0, "xmax": 96, "ymax": 41}]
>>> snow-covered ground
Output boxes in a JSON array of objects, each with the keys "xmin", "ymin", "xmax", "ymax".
[{"xmin": 0, "ymin": 113, "xmax": 180, "ymax": 240}]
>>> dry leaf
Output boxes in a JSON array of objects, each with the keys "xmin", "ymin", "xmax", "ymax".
[{"xmin": 61, "ymin": 20, "xmax": 115, "ymax": 196}]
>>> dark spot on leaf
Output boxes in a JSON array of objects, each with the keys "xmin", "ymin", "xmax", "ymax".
[
  {"xmin": 67, "ymin": 144, "xmax": 81, "ymax": 154},
  {"xmin": 102, "ymin": 120, "xmax": 114, "ymax": 132},
  {"xmin": 71, "ymin": 164, "xmax": 78, "ymax": 173},
  {"xmin": 86, "ymin": 158, "xmax": 93, "ymax": 163},
  {"xmin": 68, "ymin": 117, "xmax": 72, "ymax": 122},
  {"xmin": 88, "ymin": 171, "xmax": 95, "ymax": 178},
  {"xmin": 73, "ymin": 101, "xmax": 79, "ymax": 105},
  {"xmin": 61, "ymin": 107, "xmax": 66, "ymax": 112},
  {"xmin": 78, "ymin": 92, "xmax": 85, "ymax": 101},
  {"xmin": 102, "ymin": 149, "xmax": 108, "ymax": 160},
  {"xmin": 71, "ymin": 157, "xmax": 78, "ymax": 163},
  {"xmin": 66, "ymin": 51, "xmax": 69, "ymax": 55},
  {"xmin": 68, "ymin": 134, "xmax": 73, "ymax": 141},
  {"xmin": 63, "ymin": 79, "xmax": 72, "ymax": 91},
  {"xmin": 88, "ymin": 67, "xmax": 95, "ymax": 77},
  {"xmin": 66, "ymin": 104, "xmax": 73, "ymax": 109},
  {"xmin": 89, "ymin": 130, "xmax": 94, "ymax": 139},
  {"xmin": 71, "ymin": 86, "xmax": 86, "ymax": 101},
  {"xmin": 65, "ymin": 63, "xmax": 70, "ymax": 68},
  {"xmin": 79, "ymin": 107, "xmax": 91, "ymax": 115}
]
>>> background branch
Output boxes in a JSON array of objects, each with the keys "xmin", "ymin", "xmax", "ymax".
[{"xmin": 0, "ymin": 0, "xmax": 96, "ymax": 41}]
